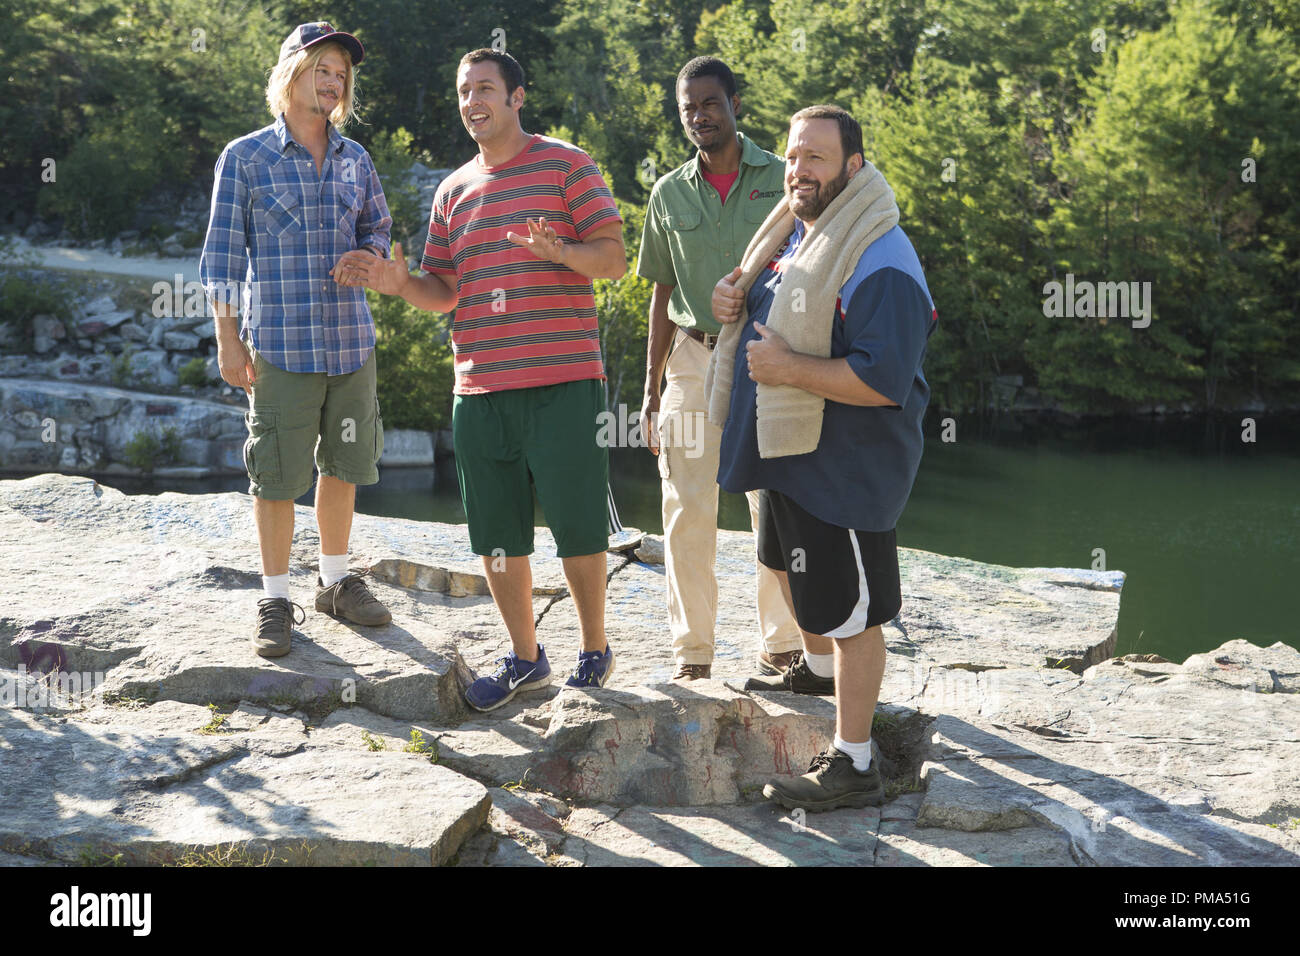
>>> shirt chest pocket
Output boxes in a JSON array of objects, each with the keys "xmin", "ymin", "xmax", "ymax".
[
  {"xmin": 337, "ymin": 183, "xmax": 362, "ymax": 240},
  {"xmin": 744, "ymin": 196, "xmax": 773, "ymax": 224},
  {"xmin": 662, "ymin": 209, "xmax": 701, "ymax": 233},
  {"xmin": 251, "ymin": 186, "xmax": 302, "ymax": 239}
]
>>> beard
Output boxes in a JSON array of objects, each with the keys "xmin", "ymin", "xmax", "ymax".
[{"xmin": 787, "ymin": 161, "xmax": 851, "ymax": 221}]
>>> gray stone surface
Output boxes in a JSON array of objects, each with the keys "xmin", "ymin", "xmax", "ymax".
[
  {"xmin": 2, "ymin": 474, "xmax": 1296, "ymax": 867},
  {"xmin": 0, "ymin": 707, "xmax": 489, "ymax": 866},
  {"xmin": 911, "ymin": 646, "xmax": 1300, "ymax": 865},
  {"xmin": 0, "ymin": 378, "xmax": 245, "ymax": 474},
  {"xmin": 83, "ymin": 295, "xmax": 117, "ymax": 316},
  {"xmin": 162, "ymin": 330, "xmax": 201, "ymax": 352},
  {"xmin": 0, "ymin": 475, "xmax": 484, "ymax": 723},
  {"xmin": 1, "ymin": 379, "xmax": 437, "ymax": 478}
]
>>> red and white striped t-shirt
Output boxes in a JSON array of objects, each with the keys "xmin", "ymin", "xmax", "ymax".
[{"xmin": 421, "ymin": 134, "xmax": 623, "ymax": 394}]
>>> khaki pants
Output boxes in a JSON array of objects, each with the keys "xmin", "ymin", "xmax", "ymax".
[{"xmin": 658, "ymin": 330, "xmax": 803, "ymax": 666}]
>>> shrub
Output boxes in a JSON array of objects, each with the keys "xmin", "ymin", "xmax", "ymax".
[
  {"xmin": 370, "ymin": 290, "xmax": 455, "ymax": 432},
  {"xmin": 123, "ymin": 426, "xmax": 181, "ymax": 471},
  {"xmin": 178, "ymin": 356, "xmax": 208, "ymax": 387},
  {"xmin": 110, "ymin": 347, "xmax": 135, "ymax": 388},
  {"xmin": 0, "ymin": 271, "xmax": 69, "ymax": 350}
]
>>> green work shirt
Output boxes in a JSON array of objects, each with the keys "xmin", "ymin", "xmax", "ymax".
[{"xmin": 636, "ymin": 133, "xmax": 785, "ymax": 336}]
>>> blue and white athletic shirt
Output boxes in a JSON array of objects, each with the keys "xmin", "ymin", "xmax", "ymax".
[{"xmin": 717, "ymin": 219, "xmax": 937, "ymax": 531}]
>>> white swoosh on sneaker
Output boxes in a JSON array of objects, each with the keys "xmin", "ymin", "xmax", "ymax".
[{"xmin": 507, "ymin": 671, "xmax": 533, "ymax": 690}]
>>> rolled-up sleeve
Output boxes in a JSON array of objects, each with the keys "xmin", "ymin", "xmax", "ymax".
[
  {"xmin": 635, "ymin": 189, "xmax": 675, "ymax": 286},
  {"xmin": 199, "ymin": 147, "xmax": 248, "ymax": 310},
  {"xmin": 355, "ymin": 153, "xmax": 392, "ymax": 258}
]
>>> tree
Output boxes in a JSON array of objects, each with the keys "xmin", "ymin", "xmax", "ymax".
[{"xmin": 1041, "ymin": 0, "xmax": 1300, "ymax": 409}]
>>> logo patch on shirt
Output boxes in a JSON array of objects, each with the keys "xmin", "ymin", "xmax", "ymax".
[{"xmin": 749, "ymin": 189, "xmax": 782, "ymax": 200}]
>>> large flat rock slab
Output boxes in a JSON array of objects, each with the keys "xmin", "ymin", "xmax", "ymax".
[
  {"xmin": 0, "ymin": 706, "xmax": 490, "ymax": 865},
  {"xmin": 539, "ymin": 540, "xmax": 1124, "ymax": 687},
  {"xmin": 912, "ymin": 645, "xmax": 1300, "ymax": 866},
  {"xmin": 0, "ymin": 475, "xmax": 519, "ymax": 722},
  {"xmin": 561, "ymin": 803, "xmax": 880, "ymax": 866},
  {"xmin": 7, "ymin": 473, "xmax": 1295, "ymax": 868}
]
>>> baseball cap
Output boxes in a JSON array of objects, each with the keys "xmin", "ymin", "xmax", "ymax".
[{"xmin": 279, "ymin": 21, "xmax": 365, "ymax": 66}]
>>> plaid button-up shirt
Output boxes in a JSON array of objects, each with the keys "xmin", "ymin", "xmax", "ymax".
[{"xmin": 200, "ymin": 114, "xmax": 392, "ymax": 375}]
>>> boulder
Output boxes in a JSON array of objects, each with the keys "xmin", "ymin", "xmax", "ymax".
[
  {"xmin": 127, "ymin": 349, "xmax": 178, "ymax": 387},
  {"xmin": 0, "ymin": 705, "xmax": 490, "ymax": 865},
  {"xmin": 379, "ymin": 428, "xmax": 436, "ymax": 467},
  {"xmin": 32, "ymin": 314, "xmax": 65, "ymax": 353}
]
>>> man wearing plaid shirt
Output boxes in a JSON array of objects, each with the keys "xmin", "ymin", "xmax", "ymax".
[{"xmin": 200, "ymin": 22, "xmax": 394, "ymax": 658}]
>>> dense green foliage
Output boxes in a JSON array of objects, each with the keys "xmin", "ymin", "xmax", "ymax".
[
  {"xmin": 368, "ymin": 289, "xmax": 456, "ymax": 432},
  {"xmin": 6, "ymin": 0, "xmax": 1298, "ymax": 424}
]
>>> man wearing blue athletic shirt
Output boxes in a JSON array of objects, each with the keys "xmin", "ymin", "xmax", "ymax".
[{"xmin": 710, "ymin": 104, "xmax": 936, "ymax": 811}]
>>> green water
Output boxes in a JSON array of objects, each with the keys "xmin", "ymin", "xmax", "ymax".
[{"xmin": 91, "ymin": 413, "xmax": 1299, "ymax": 664}]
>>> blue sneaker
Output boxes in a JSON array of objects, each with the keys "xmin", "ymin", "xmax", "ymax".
[
  {"xmin": 465, "ymin": 645, "xmax": 552, "ymax": 712},
  {"xmin": 565, "ymin": 644, "xmax": 615, "ymax": 688}
]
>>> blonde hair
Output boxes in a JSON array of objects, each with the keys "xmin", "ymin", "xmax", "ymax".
[{"xmin": 265, "ymin": 41, "xmax": 360, "ymax": 131}]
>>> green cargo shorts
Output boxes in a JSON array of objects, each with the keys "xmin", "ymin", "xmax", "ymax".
[
  {"xmin": 452, "ymin": 378, "xmax": 609, "ymax": 558},
  {"xmin": 244, "ymin": 344, "xmax": 384, "ymax": 500}
]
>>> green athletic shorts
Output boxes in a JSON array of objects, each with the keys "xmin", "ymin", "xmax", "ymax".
[
  {"xmin": 452, "ymin": 378, "xmax": 609, "ymax": 558},
  {"xmin": 244, "ymin": 344, "xmax": 383, "ymax": 500}
]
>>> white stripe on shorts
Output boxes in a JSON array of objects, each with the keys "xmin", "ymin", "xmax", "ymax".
[{"xmin": 824, "ymin": 529, "xmax": 871, "ymax": 638}]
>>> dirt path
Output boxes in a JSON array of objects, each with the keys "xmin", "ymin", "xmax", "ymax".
[{"xmin": 1, "ymin": 236, "xmax": 200, "ymax": 283}]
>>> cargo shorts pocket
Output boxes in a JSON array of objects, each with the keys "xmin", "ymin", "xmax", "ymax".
[
  {"xmin": 657, "ymin": 444, "xmax": 671, "ymax": 480},
  {"xmin": 373, "ymin": 397, "xmax": 385, "ymax": 463},
  {"xmin": 243, "ymin": 408, "xmax": 282, "ymax": 485}
]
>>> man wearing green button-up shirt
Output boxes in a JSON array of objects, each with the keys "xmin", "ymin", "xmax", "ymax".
[{"xmin": 636, "ymin": 56, "xmax": 803, "ymax": 682}]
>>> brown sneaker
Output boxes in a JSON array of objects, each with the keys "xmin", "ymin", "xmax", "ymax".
[
  {"xmin": 757, "ymin": 649, "xmax": 801, "ymax": 676},
  {"xmin": 762, "ymin": 747, "xmax": 884, "ymax": 812},
  {"xmin": 745, "ymin": 653, "xmax": 835, "ymax": 696},
  {"xmin": 672, "ymin": 662, "xmax": 712, "ymax": 681},
  {"xmin": 315, "ymin": 569, "xmax": 392, "ymax": 626},
  {"xmin": 253, "ymin": 597, "xmax": 305, "ymax": 658}
]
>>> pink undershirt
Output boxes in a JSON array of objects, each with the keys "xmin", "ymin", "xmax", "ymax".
[{"xmin": 701, "ymin": 168, "xmax": 739, "ymax": 204}]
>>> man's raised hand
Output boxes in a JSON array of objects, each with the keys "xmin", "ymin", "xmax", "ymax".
[
  {"xmin": 745, "ymin": 321, "xmax": 795, "ymax": 385},
  {"xmin": 330, "ymin": 242, "xmax": 410, "ymax": 295},
  {"xmin": 506, "ymin": 216, "xmax": 566, "ymax": 265},
  {"xmin": 712, "ymin": 266, "xmax": 745, "ymax": 324}
]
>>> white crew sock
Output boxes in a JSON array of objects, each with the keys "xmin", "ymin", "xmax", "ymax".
[
  {"xmin": 803, "ymin": 650, "xmax": 834, "ymax": 678},
  {"xmin": 262, "ymin": 573, "xmax": 291, "ymax": 601},
  {"xmin": 833, "ymin": 735, "xmax": 873, "ymax": 772},
  {"xmin": 319, "ymin": 553, "xmax": 350, "ymax": 587}
]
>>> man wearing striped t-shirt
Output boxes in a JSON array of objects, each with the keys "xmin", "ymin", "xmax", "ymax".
[{"xmin": 339, "ymin": 49, "xmax": 626, "ymax": 711}]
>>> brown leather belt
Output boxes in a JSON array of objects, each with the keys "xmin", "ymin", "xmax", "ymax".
[{"xmin": 681, "ymin": 327, "xmax": 719, "ymax": 350}]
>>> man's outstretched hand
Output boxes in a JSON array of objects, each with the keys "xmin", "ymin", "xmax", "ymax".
[
  {"xmin": 331, "ymin": 242, "xmax": 410, "ymax": 295},
  {"xmin": 507, "ymin": 216, "xmax": 567, "ymax": 265}
]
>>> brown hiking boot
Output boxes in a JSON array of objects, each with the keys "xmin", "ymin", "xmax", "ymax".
[
  {"xmin": 762, "ymin": 747, "xmax": 884, "ymax": 812},
  {"xmin": 672, "ymin": 662, "xmax": 712, "ymax": 681},
  {"xmin": 315, "ymin": 569, "xmax": 392, "ymax": 626},
  {"xmin": 253, "ymin": 597, "xmax": 305, "ymax": 658},
  {"xmin": 745, "ymin": 653, "xmax": 835, "ymax": 696},
  {"xmin": 757, "ymin": 649, "xmax": 801, "ymax": 676}
]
